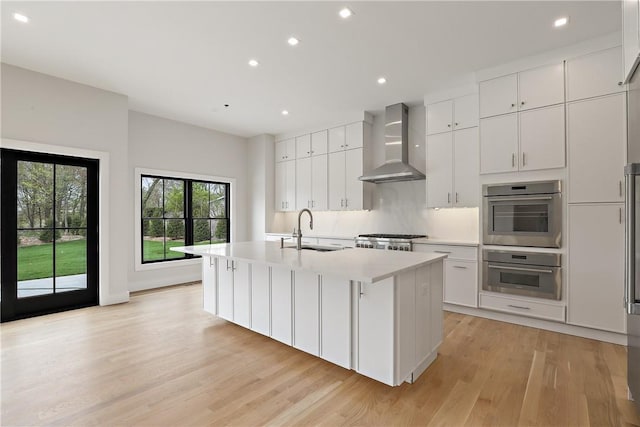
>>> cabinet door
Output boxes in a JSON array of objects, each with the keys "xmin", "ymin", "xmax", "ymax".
[
  {"xmin": 453, "ymin": 127, "xmax": 479, "ymax": 207},
  {"xmin": 218, "ymin": 258, "xmax": 234, "ymax": 321},
  {"xmin": 444, "ymin": 259, "xmax": 478, "ymax": 307},
  {"xmin": 311, "ymin": 154, "xmax": 328, "ymax": 210},
  {"xmin": 345, "ymin": 148, "xmax": 363, "ymax": 210},
  {"xmin": 328, "ymin": 151, "xmax": 346, "ymax": 210},
  {"xmin": 519, "ymin": 104, "xmax": 565, "ymax": 171},
  {"xmin": 568, "ymin": 204, "xmax": 625, "ymax": 333},
  {"xmin": 275, "ymin": 140, "xmax": 286, "ymax": 162},
  {"xmin": 295, "ymin": 134, "xmax": 311, "ymax": 159},
  {"xmin": 568, "ymin": 94, "xmax": 626, "ymax": 203},
  {"xmin": 623, "ymin": 0, "xmax": 640, "ymax": 81},
  {"xmin": 426, "ymin": 132, "xmax": 453, "ymax": 208},
  {"xmin": 311, "ymin": 130, "xmax": 328, "ymax": 156},
  {"xmin": 285, "ymin": 138, "xmax": 296, "ymax": 160},
  {"xmin": 251, "ymin": 264, "xmax": 270, "ymax": 336},
  {"xmin": 358, "ymin": 278, "xmax": 394, "ymax": 386},
  {"xmin": 479, "ymin": 113, "xmax": 518, "ymax": 174},
  {"xmin": 328, "ymin": 126, "xmax": 346, "ymax": 153},
  {"xmin": 202, "ymin": 256, "xmax": 217, "ymax": 315},
  {"xmin": 479, "ymin": 73, "xmax": 518, "ymax": 118},
  {"xmin": 518, "ymin": 62, "xmax": 565, "ymax": 111},
  {"xmin": 233, "ymin": 261, "xmax": 251, "ymax": 328},
  {"xmin": 271, "ymin": 266, "xmax": 292, "ymax": 345},
  {"xmin": 296, "ymin": 157, "xmax": 312, "ymax": 210},
  {"xmin": 427, "ymin": 100, "xmax": 453, "ymax": 135},
  {"xmin": 293, "ymin": 271, "xmax": 320, "ymax": 356},
  {"xmin": 275, "ymin": 162, "xmax": 286, "ymax": 211},
  {"xmin": 285, "ymin": 160, "xmax": 296, "ymax": 211},
  {"xmin": 321, "ymin": 275, "xmax": 351, "ymax": 369},
  {"xmin": 567, "ymin": 47, "xmax": 625, "ymax": 101},
  {"xmin": 345, "ymin": 122, "xmax": 364, "ymax": 150},
  {"xmin": 453, "ymin": 94, "xmax": 479, "ymax": 130}
]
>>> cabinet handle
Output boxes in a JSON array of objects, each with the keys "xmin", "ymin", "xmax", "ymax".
[
  {"xmin": 447, "ymin": 193, "xmax": 451, "ymax": 204},
  {"xmin": 511, "ymin": 103, "xmax": 516, "ymax": 108},
  {"xmin": 340, "ymin": 145, "xmax": 344, "ymax": 148},
  {"xmin": 311, "ymin": 150, "xmax": 314, "ymax": 154},
  {"xmin": 455, "ymin": 122, "xmax": 459, "ymax": 126},
  {"xmin": 456, "ymin": 192, "xmax": 459, "ymax": 203},
  {"xmin": 512, "ymin": 153, "xmax": 516, "ymax": 168},
  {"xmin": 620, "ymin": 207, "xmax": 623, "ymax": 224},
  {"xmin": 452, "ymin": 265, "xmax": 468, "ymax": 269},
  {"xmin": 508, "ymin": 304, "xmax": 530, "ymax": 310},
  {"xmin": 226, "ymin": 260, "xmax": 230, "ymax": 271},
  {"xmin": 307, "ymin": 151, "xmax": 310, "ymax": 154},
  {"xmin": 447, "ymin": 124, "xmax": 452, "ymax": 128},
  {"xmin": 345, "ymin": 198, "xmax": 348, "ymax": 207},
  {"xmin": 522, "ymin": 152, "xmax": 526, "ymax": 167},
  {"xmin": 520, "ymin": 101, "xmax": 526, "ymax": 106},
  {"xmin": 340, "ymin": 199, "xmax": 344, "ymax": 207},
  {"xmin": 620, "ymin": 181, "xmax": 623, "ymax": 197},
  {"xmin": 434, "ymin": 250, "xmax": 451, "ymax": 254},
  {"xmin": 359, "ymin": 282, "xmax": 364, "ymax": 299}
]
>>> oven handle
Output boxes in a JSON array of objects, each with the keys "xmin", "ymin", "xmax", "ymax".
[
  {"xmin": 485, "ymin": 196, "xmax": 553, "ymax": 202},
  {"xmin": 487, "ymin": 265, "xmax": 554, "ymax": 274}
]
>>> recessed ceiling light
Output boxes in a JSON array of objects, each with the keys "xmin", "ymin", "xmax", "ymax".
[
  {"xmin": 339, "ymin": 7, "xmax": 353, "ymax": 19},
  {"xmin": 13, "ymin": 12, "xmax": 29, "ymax": 23},
  {"xmin": 377, "ymin": 77, "xmax": 387, "ymax": 85},
  {"xmin": 554, "ymin": 17, "xmax": 568, "ymax": 27},
  {"xmin": 282, "ymin": 110, "xmax": 289, "ymax": 116},
  {"xmin": 248, "ymin": 59, "xmax": 259, "ymax": 67},
  {"xmin": 287, "ymin": 37, "xmax": 299, "ymax": 46}
]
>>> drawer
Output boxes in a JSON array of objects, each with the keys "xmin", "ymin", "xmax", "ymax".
[
  {"xmin": 479, "ymin": 293, "xmax": 565, "ymax": 322},
  {"xmin": 414, "ymin": 244, "xmax": 478, "ymax": 261},
  {"xmin": 444, "ymin": 260, "xmax": 478, "ymax": 307}
]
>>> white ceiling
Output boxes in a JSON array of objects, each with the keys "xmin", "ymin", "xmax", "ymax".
[{"xmin": 1, "ymin": 1, "xmax": 621, "ymax": 138}]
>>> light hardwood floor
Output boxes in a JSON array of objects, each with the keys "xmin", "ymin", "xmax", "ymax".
[{"xmin": 2, "ymin": 282, "xmax": 639, "ymax": 426}]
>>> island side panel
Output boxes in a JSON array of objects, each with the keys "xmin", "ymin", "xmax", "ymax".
[
  {"xmin": 413, "ymin": 264, "xmax": 438, "ymax": 381},
  {"xmin": 201, "ymin": 257, "xmax": 217, "ymax": 315},
  {"xmin": 430, "ymin": 261, "xmax": 444, "ymax": 353}
]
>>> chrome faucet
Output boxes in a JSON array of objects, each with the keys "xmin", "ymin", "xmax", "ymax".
[{"xmin": 297, "ymin": 209, "xmax": 313, "ymax": 250}]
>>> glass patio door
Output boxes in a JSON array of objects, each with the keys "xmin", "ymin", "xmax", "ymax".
[{"xmin": 1, "ymin": 149, "xmax": 99, "ymax": 322}]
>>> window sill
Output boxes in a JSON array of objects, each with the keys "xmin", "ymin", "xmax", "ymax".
[{"xmin": 135, "ymin": 257, "xmax": 201, "ymax": 272}]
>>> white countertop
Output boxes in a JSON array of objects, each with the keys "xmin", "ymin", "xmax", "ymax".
[{"xmin": 172, "ymin": 241, "xmax": 446, "ymax": 283}]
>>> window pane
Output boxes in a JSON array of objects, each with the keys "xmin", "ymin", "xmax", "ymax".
[
  {"xmin": 165, "ymin": 219, "xmax": 185, "ymax": 259},
  {"xmin": 142, "ymin": 177, "xmax": 163, "ymax": 218},
  {"xmin": 210, "ymin": 184, "xmax": 226, "ymax": 218},
  {"xmin": 163, "ymin": 179, "xmax": 184, "ymax": 218},
  {"xmin": 55, "ymin": 231, "xmax": 87, "ymax": 293},
  {"xmin": 143, "ymin": 219, "xmax": 165, "ymax": 262},
  {"xmin": 192, "ymin": 182, "xmax": 209, "ymax": 218},
  {"xmin": 17, "ymin": 161, "xmax": 53, "ymax": 229},
  {"xmin": 211, "ymin": 219, "xmax": 228, "ymax": 243},
  {"xmin": 18, "ymin": 230, "xmax": 53, "ymax": 298},
  {"xmin": 193, "ymin": 219, "xmax": 211, "ymax": 244},
  {"xmin": 55, "ymin": 165, "xmax": 87, "ymax": 228}
]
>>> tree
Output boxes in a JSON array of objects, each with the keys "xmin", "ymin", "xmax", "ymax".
[{"xmin": 214, "ymin": 220, "xmax": 227, "ymax": 242}]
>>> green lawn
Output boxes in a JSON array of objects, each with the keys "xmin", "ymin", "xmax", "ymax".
[
  {"xmin": 143, "ymin": 239, "xmax": 186, "ymax": 262},
  {"xmin": 18, "ymin": 240, "xmax": 86, "ymax": 281}
]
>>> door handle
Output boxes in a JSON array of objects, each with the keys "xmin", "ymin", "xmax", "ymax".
[
  {"xmin": 345, "ymin": 198, "xmax": 348, "ymax": 208},
  {"xmin": 447, "ymin": 193, "xmax": 451, "ymax": 204},
  {"xmin": 452, "ymin": 265, "xmax": 468, "ymax": 269},
  {"xmin": 488, "ymin": 265, "xmax": 554, "ymax": 274},
  {"xmin": 508, "ymin": 304, "xmax": 530, "ymax": 310},
  {"xmin": 340, "ymin": 199, "xmax": 344, "ymax": 207},
  {"xmin": 522, "ymin": 152, "xmax": 526, "ymax": 167},
  {"xmin": 620, "ymin": 207, "xmax": 623, "ymax": 224},
  {"xmin": 455, "ymin": 192, "xmax": 459, "ymax": 203},
  {"xmin": 512, "ymin": 153, "xmax": 516, "ymax": 168},
  {"xmin": 434, "ymin": 250, "xmax": 451, "ymax": 254},
  {"xmin": 359, "ymin": 282, "xmax": 364, "ymax": 299},
  {"xmin": 620, "ymin": 180, "xmax": 623, "ymax": 197}
]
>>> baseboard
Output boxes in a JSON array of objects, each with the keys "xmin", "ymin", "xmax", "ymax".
[
  {"xmin": 444, "ymin": 303, "xmax": 627, "ymax": 345},
  {"xmin": 99, "ymin": 291, "xmax": 130, "ymax": 306},
  {"xmin": 128, "ymin": 273, "xmax": 201, "ymax": 293}
]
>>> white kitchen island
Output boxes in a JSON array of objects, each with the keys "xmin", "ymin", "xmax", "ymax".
[{"xmin": 172, "ymin": 241, "xmax": 446, "ymax": 386}]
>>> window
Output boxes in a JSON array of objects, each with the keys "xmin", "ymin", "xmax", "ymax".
[{"xmin": 141, "ymin": 174, "xmax": 230, "ymax": 263}]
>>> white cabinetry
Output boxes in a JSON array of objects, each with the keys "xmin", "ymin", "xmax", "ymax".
[
  {"xmin": 623, "ymin": 0, "xmax": 640, "ymax": 81},
  {"xmin": 251, "ymin": 264, "xmax": 270, "ymax": 336},
  {"xmin": 568, "ymin": 204, "xmax": 625, "ymax": 333},
  {"xmin": 329, "ymin": 148, "xmax": 367, "ymax": 210},
  {"xmin": 329, "ymin": 122, "xmax": 364, "ymax": 153},
  {"xmin": 414, "ymin": 244, "xmax": 478, "ymax": 308},
  {"xmin": 275, "ymin": 138, "xmax": 295, "ymax": 161},
  {"xmin": 479, "ymin": 293, "xmax": 566, "ymax": 322},
  {"xmin": 320, "ymin": 275, "xmax": 351, "ymax": 369},
  {"xmin": 293, "ymin": 271, "xmax": 320, "ymax": 356},
  {"xmin": 271, "ymin": 266, "xmax": 293, "ymax": 345},
  {"xmin": 202, "ymin": 257, "xmax": 217, "ymax": 315},
  {"xmin": 295, "ymin": 134, "xmax": 311, "ymax": 159},
  {"xmin": 218, "ymin": 258, "xmax": 234, "ymax": 321},
  {"xmin": 480, "ymin": 105, "xmax": 565, "ymax": 174},
  {"xmin": 568, "ymin": 93, "xmax": 626, "ymax": 204},
  {"xmin": 217, "ymin": 259, "xmax": 250, "ymax": 327},
  {"xmin": 426, "ymin": 94, "xmax": 479, "ymax": 135},
  {"xmin": 296, "ymin": 154, "xmax": 328, "ymax": 210},
  {"xmin": 566, "ymin": 47, "xmax": 625, "ymax": 101},
  {"xmin": 297, "ymin": 131, "xmax": 328, "ymax": 157},
  {"xmin": 479, "ymin": 63, "xmax": 564, "ymax": 118},
  {"xmin": 427, "ymin": 127, "xmax": 479, "ymax": 208},
  {"xmin": 275, "ymin": 160, "xmax": 295, "ymax": 211}
]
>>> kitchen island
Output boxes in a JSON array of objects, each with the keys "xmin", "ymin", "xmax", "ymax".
[{"xmin": 172, "ymin": 241, "xmax": 446, "ymax": 386}]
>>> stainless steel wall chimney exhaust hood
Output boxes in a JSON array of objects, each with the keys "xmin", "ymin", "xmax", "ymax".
[{"xmin": 359, "ymin": 103, "xmax": 426, "ymax": 183}]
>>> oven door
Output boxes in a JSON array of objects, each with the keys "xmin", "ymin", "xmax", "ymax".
[
  {"xmin": 483, "ymin": 193, "xmax": 562, "ymax": 248},
  {"xmin": 483, "ymin": 261, "xmax": 561, "ymax": 300}
]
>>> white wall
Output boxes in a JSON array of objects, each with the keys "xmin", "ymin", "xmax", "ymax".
[
  {"xmin": 128, "ymin": 111, "xmax": 249, "ymax": 291},
  {"xmin": 1, "ymin": 63, "xmax": 130, "ymax": 304},
  {"xmin": 247, "ymin": 134, "xmax": 275, "ymax": 240}
]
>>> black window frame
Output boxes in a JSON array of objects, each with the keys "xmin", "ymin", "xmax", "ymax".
[{"xmin": 140, "ymin": 174, "xmax": 230, "ymax": 264}]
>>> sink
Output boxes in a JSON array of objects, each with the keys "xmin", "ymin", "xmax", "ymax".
[{"xmin": 284, "ymin": 244, "xmax": 347, "ymax": 252}]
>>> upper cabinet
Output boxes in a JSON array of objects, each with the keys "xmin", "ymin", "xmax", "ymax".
[
  {"xmin": 275, "ymin": 138, "xmax": 295, "ymax": 162},
  {"xmin": 295, "ymin": 134, "xmax": 311, "ymax": 159},
  {"xmin": 329, "ymin": 122, "xmax": 364, "ymax": 153},
  {"xmin": 296, "ymin": 131, "xmax": 328, "ymax": 158},
  {"xmin": 567, "ymin": 47, "xmax": 625, "ymax": 101},
  {"xmin": 479, "ymin": 62, "xmax": 564, "ymax": 118},
  {"xmin": 623, "ymin": 0, "xmax": 640, "ymax": 82},
  {"xmin": 426, "ymin": 94, "xmax": 479, "ymax": 135}
]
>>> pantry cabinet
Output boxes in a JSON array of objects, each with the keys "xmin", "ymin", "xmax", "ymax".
[
  {"xmin": 426, "ymin": 94, "xmax": 479, "ymax": 135},
  {"xmin": 566, "ymin": 46, "xmax": 625, "ymax": 101},
  {"xmin": 568, "ymin": 204, "xmax": 625, "ymax": 333},
  {"xmin": 479, "ymin": 113, "xmax": 519, "ymax": 174},
  {"xmin": 329, "ymin": 148, "xmax": 366, "ymax": 210},
  {"xmin": 275, "ymin": 138, "xmax": 295, "ymax": 162},
  {"xmin": 296, "ymin": 154, "xmax": 328, "ymax": 210},
  {"xmin": 567, "ymin": 93, "xmax": 626, "ymax": 203},
  {"xmin": 275, "ymin": 160, "xmax": 295, "ymax": 211},
  {"xmin": 479, "ymin": 62, "xmax": 564, "ymax": 118}
]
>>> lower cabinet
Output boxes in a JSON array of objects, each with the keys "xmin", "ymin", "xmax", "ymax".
[
  {"xmin": 271, "ymin": 266, "xmax": 293, "ymax": 345},
  {"xmin": 233, "ymin": 261, "xmax": 251, "ymax": 329},
  {"xmin": 479, "ymin": 293, "xmax": 566, "ymax": 322},
  {"xmin": 293, "ymin": 271, "xmax": 320, "ymax": 356},
  {"xmin": 201, "ymin": 257, "xmax": 217, "ymax": 315},
  {"xmin": 251, "ymin": 264, "xmax": 270, "ymax": 336},
  {"xmin": 320, "ymin": 275, "xmax": 351, "ymax": 369},
  {"xmin": 568, "ymin": 203, "xmax": 626, "ymax": 333},
  {"xmin": 218, "ymin": 259, "xmax": 234, "ymax": 321}
]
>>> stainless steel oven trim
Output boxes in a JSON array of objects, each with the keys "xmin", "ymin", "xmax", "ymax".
[{"xmin": 482, "ymin": 254, "xmax": 562, "ymax": 300}]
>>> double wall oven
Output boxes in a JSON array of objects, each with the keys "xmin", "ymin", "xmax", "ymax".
[{"xmin": 482, "ymin": 180, "xmax": 563, "ymax": 301}]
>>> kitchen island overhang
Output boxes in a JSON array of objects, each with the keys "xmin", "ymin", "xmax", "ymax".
[{"xmin": 172, "ymin": 241, "xmax": 446, "ymax": 386}]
